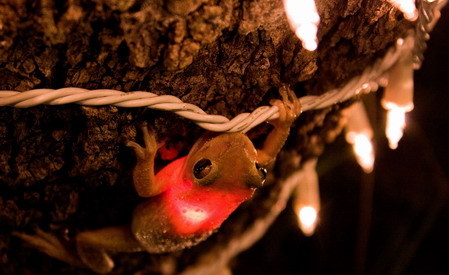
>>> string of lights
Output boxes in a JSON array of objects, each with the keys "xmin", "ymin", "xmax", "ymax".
[
  {"xmin": 289, "ymin": 0, "xmax": 447, "ymax": 238},
  {"xmin": 0, "ymin": 34, "xmax": 411, "ymax": 133}
]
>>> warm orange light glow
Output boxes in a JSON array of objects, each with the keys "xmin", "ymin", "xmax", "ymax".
[
  {"xmin": 352, "ymin": 134, "xmax": 375, "ymax": 173},
  {"xmin": 387, "ymin": 0, "xmax": 418, "ymax": 21},
  {"xmin": 297, "ymin": 206, "xmax": 318, "ymax": 236},
  {"xmin": 385, "ymin": 107, "xmax": 406, "ymax": 150},
  {"xmin": 345, "ymin": 102, "xmax": 375, "ymax": 173},
  {"xmin": 294, "ymin": 160, "xmax": 320, "ymax": 236},
  {"xmin": 294, "ymin": 25, "xmax": 318, "ymax": 51},
  {"xmin": 382, "ymin": 38, "xmax": 414, "ymax": 150},
  {"xmin": 283, "ymin": 0, "xmax": 320, "ymax": 51}
]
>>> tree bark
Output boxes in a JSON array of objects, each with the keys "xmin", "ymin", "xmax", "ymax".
[{"xmin": 0, "ymin": 0, "xmax": 414, "ymax": 274}]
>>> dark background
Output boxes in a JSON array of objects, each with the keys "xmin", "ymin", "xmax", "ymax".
[{"xmin": 234, "ymin": 5, "xmax": 449, "ymax": 275}]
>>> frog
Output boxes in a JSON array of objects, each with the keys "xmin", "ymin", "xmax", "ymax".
[{"xmin": 14, "ymin": 87, "xmax": 301, "ymax": 274}]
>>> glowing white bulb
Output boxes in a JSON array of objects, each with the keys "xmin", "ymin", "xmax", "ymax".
[
  {"xmin": 294, "ymin": 160, "xmax": 320, "ymax": 236},
  {"xmin": 385, "ymin": 107, "xmax": 406, "ymax": 149},
  {"xmin": 283, "ymin": 0, "xmax": 320, "ymax": 51},
  {"xmin": 387, "ymin": 0, "xmax": 418, "ymax": 21},
  {"xmin": 382, "ymin": 39, "xmax": 414, "ymax": 150},
  {"xmin": 352, "ymin": 134, "xmax": 375, "ymax": 173},
  {"xmin": 345, "ymin": 102, "xmax": 375, "ymax": 173},
  {"xmin": 298, "ymin": 206, "xmax": 318, "ymax": 236}
]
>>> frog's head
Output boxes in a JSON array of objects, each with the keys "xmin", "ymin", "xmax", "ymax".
[
  {"xmin": 132, "ymin": 133, "xmax": 270, "ymax": 252},
  {"xmin": 183, "ymin": 132, "xmax": 267, "ymax": 191}
]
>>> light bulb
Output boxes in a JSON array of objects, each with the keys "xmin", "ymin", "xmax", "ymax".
[
  {"xmin": 297, "ymin": 206, "xmax": 318, "ymax": 236},
  {"xmin": 387, "ymin": 0, "xmax": 418, "ymax": 21},
  {"xmin": 293, "ymin": 160, "xmax": 320, "ymax": 236},
  {"xmin": 283, "ymin": 0, "xmax": 320, "ymax": 51},
  {"xmin": 345, "ymin": 102, "xmax": 375, "ymax": 173},
  {"xmin": 382, "ymin": 38, "xmax": 414, "ymax": 149},
  {"xmin": 352, "ymin": 133, "xmax": 375, "ymax": 173},
  {"xmin": 385, "ymin": 107, "xmax": 406, "ymax": 149}
]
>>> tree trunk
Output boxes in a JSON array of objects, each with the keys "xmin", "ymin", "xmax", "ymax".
[{"xmin": 0, "ymin": 0, "xmax": 416, "ymax": 274}]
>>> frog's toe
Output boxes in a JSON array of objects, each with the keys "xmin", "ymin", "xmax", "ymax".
[
  {"xmin": 280, "ymin": 86, "xmax": 301, "ymax": 120},
  {"xmin": 138, "ymin": 123, "xmax": 158, "ymax": 152},
  {"xmin": 126, "ymin": 141, "xmax": 147, "ymax": 160}
]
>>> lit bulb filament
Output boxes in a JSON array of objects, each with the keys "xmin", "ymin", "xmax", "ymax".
[
  {"xmin": 283, "ymin": 0, "xmax": 320, "ymax": 51},
  {"xmin": 352, "ymin": 133, "xmax": 375, "ymax": 173},
  {"xmin": 294, "ymin": 160, "xmax": 320, "ymax": 236},
  {"xmin": 387, "ymin": 0, "xmax": 418, "ymax": 21},
  {"xmin": 297, "ymin": 206, "xmax": 318, "ymax": 236},
  {"xmin": 345, "ymin": 102, "xmax": 375, "ymax": 173},
  {"xmin": 382, "ymin": 39, "xmax": 414, "ymax": 150},
  {"xmin": 385, "ymin": 107, "xmax": 406, "ymax": 150}
]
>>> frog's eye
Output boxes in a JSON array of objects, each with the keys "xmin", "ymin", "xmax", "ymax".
[
  {"xmin": 193, "ymin": 159, "xmax": 213, "ymax": 179},
  {"xmin": 255, "ymin": 162, "xmax": 267, "ymax": 183}
]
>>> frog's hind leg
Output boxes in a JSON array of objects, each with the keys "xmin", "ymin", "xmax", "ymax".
[
  {"xmin": 13, "ymin": 228, "xmax": 82, "ymax": 267},
  {"xmin": 76, "ymin": 226, "xmax": 143, "ymax": 274}
]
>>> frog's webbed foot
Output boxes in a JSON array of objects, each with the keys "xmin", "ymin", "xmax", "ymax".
[
  {"xmin": 126, "ymin": 122, "xmax": 162, "ymax": 161},
  {"xmin": 269, "ymin": 86, "xmax": 302, "ymax": 129},
  {"xmin": 13, "ymin": 228, "xmax": 82, "ymax": 267}
]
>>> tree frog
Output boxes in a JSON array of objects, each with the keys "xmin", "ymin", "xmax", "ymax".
[{"xmin": 14, "ymin": 87, "xmax": 301, "ymax": 273}]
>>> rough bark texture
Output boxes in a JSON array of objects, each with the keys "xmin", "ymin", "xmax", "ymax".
[{"xmin": 0, "ymin": 0, "xmax": 415, "ymax": 274}]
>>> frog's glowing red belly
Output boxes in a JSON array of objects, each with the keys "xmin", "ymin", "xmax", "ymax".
[
  {"xmin": 165, "ymin": 187, "xmax": 253, "ymax": 235},
  {"xmin": 131, "ymin": 157, "xmax": 254, "ymax": 253},
  {"xmin": 156, "ymin": 156, "xmax": 254, "ymax": 234}
]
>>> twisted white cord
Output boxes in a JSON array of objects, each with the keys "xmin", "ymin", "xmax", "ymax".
[{"xmin": 0, "ymin": 38, "xmax": 411, "ymax": 133}]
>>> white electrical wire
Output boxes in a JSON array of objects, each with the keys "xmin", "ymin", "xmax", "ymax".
[
  {"xmin": 0, "ymin": 39, "xmax": 410, "ymax": 133},
  {"xmin": 0, "ymin": 0, "xmax": 443, "ymax": 133}
]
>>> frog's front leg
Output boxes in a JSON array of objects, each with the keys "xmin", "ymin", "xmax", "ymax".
[
  {"xmin": 126, "ymin": 123, "xmax": 166, "ymax": 197},
  {"xmin": 257, "ymin": 86, "xmax": 301, "ymax": 167}
]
